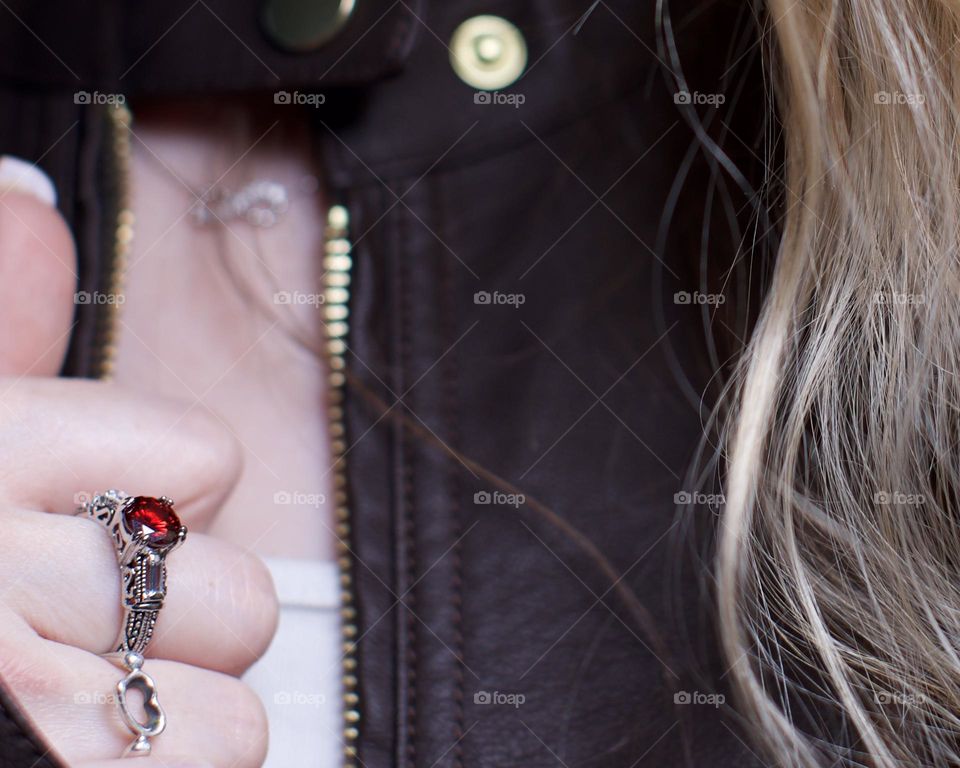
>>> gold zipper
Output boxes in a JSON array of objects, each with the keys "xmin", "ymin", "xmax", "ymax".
[
  {"xmin": 95, "ymin": 105, "xmax": 361, "ymax": 763},
  {"xmin": 93, "ymin": 103, "xmax": 133, "ymax": 381},
  {"xmin": 323, "ymin": 204, "xmax": 361, "ymax": 766}
]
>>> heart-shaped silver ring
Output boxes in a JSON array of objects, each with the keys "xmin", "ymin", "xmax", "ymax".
[{"xmin": 115, "ymin": 651, "xmax": 166, "ymax": 756}]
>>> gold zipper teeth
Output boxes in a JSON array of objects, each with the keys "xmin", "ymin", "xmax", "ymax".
[
  {"xmin": 323, "ymin": 204, "xmax": 360, "ymax": 765},
  {"xmin": 98, "ymin": 112, "xmax": 360, "ymax": 759},
  {"xmin": 96, "ymin": 104, "xmax": 133, "ymax": 381}
]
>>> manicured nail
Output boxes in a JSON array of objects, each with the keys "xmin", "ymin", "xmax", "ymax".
[{"xmin": 0, "ymin": 156, "xmax": 57, "ymax": 206}]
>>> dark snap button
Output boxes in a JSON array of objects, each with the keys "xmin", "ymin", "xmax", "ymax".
[{"xmin": 260, "ymin": 0, "xmax": 355, "ymax": 53}]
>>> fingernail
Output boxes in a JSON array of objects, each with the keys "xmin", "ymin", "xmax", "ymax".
[{"xmin": 0, "ymin": 156, "xmax": 57, "ymax": 206}]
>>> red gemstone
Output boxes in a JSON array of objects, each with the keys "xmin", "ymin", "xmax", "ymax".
[{"xmin": 122, "ymin": 496, "xmax": 182, "ymax": 547}]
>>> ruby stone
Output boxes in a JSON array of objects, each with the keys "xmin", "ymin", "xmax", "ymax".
[{"xmin": 122, "ymin": 496, "xmax": 182, "ymax": 547}]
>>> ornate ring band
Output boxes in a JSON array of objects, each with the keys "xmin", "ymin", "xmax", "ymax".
[{"xmin": 76, "ymin": 490, "xmax": 187, "ymax": 757}]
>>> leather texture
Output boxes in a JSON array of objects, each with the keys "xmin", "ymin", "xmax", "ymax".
[
  {"xmin": 0, "ymin": 1, "xmax": 768, "ymax": 765},
  {"xmin": 0, "ymin": 684, "xmax": 60, "ymax": 768}
]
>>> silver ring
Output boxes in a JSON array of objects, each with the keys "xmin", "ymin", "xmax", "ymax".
[{"xmin": 76, "ymin": 490, "xmax": 187, "ymax": 757}]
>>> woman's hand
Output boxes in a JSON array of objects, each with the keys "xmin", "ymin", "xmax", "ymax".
[{"xmin": 0, "ymin": 175, "xmax": 278, "ymax": 768}]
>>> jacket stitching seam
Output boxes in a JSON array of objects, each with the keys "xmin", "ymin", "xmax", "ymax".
[
  {"xmin": 440, "ymin": 211, "xmax": 466, "ymax": 768},
  {"xmin": 398, "ymin": 197, "xmax": 418, "ymax": 768}
]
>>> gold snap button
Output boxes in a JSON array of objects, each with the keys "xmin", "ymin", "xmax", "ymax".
[
  {"xmin": 450, "ymin": 15, "xmax": 527, "ymax": 91},
  {"xmin": 261, "ymin": 0, "xmax": 355, "ymax": 53}
]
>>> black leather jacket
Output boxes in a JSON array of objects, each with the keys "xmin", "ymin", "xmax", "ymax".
[{"xmin": 0, "ymin": 1, "xmax": 767, "ymax": 765}]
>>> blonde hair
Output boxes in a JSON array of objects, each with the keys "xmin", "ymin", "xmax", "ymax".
[{"xmin": 717, "ymin": 1, "xmax": 960, "ymax": 765}]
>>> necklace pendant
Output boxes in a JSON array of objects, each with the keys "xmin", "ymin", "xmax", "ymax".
[{"xmin": 192, "ymin": 180, "xmax": 289, "ymax": 228}]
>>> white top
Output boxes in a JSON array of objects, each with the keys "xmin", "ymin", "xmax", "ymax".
[{"xmin": 243, "ymin": 557, "xmax": 343, "ymax": 768}]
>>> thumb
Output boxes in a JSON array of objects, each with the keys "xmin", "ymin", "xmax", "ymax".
[
  {"xmin": 0, "ymin": 156, "xmax": 76, "ymax": 377},
  {"xmin": 77, "ymin": 759, "xmax": 215, "ymax": 768}
]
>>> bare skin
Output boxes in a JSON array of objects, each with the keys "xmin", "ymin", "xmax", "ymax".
[
  {"xmin": 116, "ymin": 100, "xmax": 335, "ymax": 561},
  {"xmin": 0, "ymin": 99, "xmax": 335, "ymax": 766}
]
